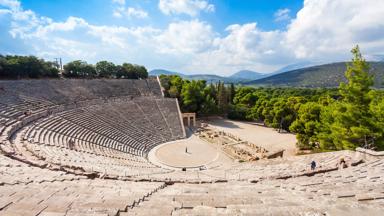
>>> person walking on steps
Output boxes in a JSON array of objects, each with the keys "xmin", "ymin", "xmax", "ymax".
[{"xmin": 311, "ymin": 160, "xmax": 317, "ymax": 171}]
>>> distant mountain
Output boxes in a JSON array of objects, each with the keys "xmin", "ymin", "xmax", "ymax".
[
  {"xmin": 151, "ymin": 62, "xmax": 384, "ymax": 87},
  {"xmin": 149, "ymin": 69, "xmax": 183, "ymax": 76},
  {"xmin": 273, "ymin": 62, "xmax": 317, "ymax": 74},
  {"xmin": 187, "ymin": 74, "xmax": 230, "ymax": 82},
  {"xmin": 244, "ymin": 62, "xmax": 384, "ymax": 88},
  {"xmin": 229, "ymin": 70, "xmax": 267, "ymax": 81},
  {"xmin": 149, "ymin": 70, "xmax": 234, "ymax": 83},
  {"xmin": 150, "ymin": 69, "xmax": 269, "ymax": 83}
]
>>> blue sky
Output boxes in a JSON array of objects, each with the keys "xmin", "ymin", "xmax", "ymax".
[
  {"xmin": 1, "ymin": 0, "xmax": 384, "ymax": 75},
  {"xmin": 19, "ymin": 0, "xmax": 302, "ymax": 30}
]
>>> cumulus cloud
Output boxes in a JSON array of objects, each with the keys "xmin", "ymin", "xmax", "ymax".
[
  {"xmin": 284, "ymin": 0, "xmax": 384, "ymax": 61},
  {"xmin": 1, "ymin": 0, "xmax": 384, "ymax": 75},
  {"xmin": 183, "ymin": 0, "xmax": 384, "ymax": 74},
  {"xmin": 159, "ymin": 0, "xmax": 214, "ymax": 16},
  {"xmin": 112, "ymin": 0, "xmax": 125, "ymax": 5},
  {"xmin": 111, "ymin": 0, "xmax": 148, "ymax": 19},
  {"xmin": 183, "ymin": 23, "xmax": 293, "ymax": 74},
  {"xmin": 274, "ymin": 8, "xmax": 290, "ymax": 22},
  {"xmin": 0, "ymin": 0, "xmax": 20, "ymax": 9},
  {"xmin": 113, "ymin": 7, "xmax": 148, "ymax": 19},
  {"xmin": 155, "ymin": 20, "xmax": 215, "ymax": 54},
  {"xmin": 0, "ymin": 1, "xmax": 158, "ymax": 62}
]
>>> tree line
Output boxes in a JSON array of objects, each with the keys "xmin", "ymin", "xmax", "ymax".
[
  {"xmin": 63, "ymin": 60, "xmax": 148, "ymax": 79},
  {"xmin": 0, "ymin": 55, "xmax": 60, "ymax": 78},
  {"xmin": 161, "ymin": 46, "xmax": 384, "ymax": 151},
  {"xmin": 160, "ymin": 75, "xmax": 235, "ymax": 115},
  {"xmin": 0, "ymin": 55, "xmax": 148, "ymax": 79}
]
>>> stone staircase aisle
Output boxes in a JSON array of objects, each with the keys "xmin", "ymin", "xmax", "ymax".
[{"xmin": 119, "ymin": 182, "xmax": 174, "ymax": 216}]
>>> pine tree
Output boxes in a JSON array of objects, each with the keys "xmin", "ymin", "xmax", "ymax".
[
  {"xmin": 290, "ymin": 102, "xmax": 322, "ymax": 149},
  {"xmin": 229, "ymin": 83, "xmax": 235, "ymax": 104},
  {"xmin": 321, "ymin": 45, "xmax": 379, "ymax": 150},
  {"xmin": 217, "ymin": 82, "xmax": 228, "ymax": 114}
]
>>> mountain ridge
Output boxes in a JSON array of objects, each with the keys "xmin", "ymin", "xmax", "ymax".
[
  {"xmin": 150, "ymin": 61, "xmax": 384, "ymax": 88},
  {"xmin": 229, "ymin": 70, "xmax": 267, "ymax": 81},
  {"xmin": 149, "ymin": 69, "xmax": 270, "ymax": 83},
  {"xmin": 244, "ymin": 62, "xmax": 384, "ymax": 88}
]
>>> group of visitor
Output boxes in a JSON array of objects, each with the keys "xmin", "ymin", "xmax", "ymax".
[{"xmin": 310, "ymin": 157, "xmax": 348, "ymax": 171}]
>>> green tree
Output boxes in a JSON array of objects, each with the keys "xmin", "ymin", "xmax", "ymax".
[
  {"xmin": 0, "ymin": 55, "xmax": 59, "ymax": 79},
  {"xmin": 320, "ymin": 46, "xmax": 379, "ymax": 150},
  {"xmin": 369, "ymin": 91, "xmax": 384, "ymax": 149},
  {"xmin": 118, "ymin": 64, "xmax": 148, "ymax": 79},
  {"xmin": 233, "ymin": 87, "xmax": 257, "ymax": 107},
  {"xmin": 181, "ymin": 80, "xmax": 206, "ymax": 113},
  {"xmin": 290, "ymin": 102, "xmax": 322, "ymax": 149},
  {"xmin": 115, "ymin": 65, "xmax": 126, "ymax": 79},
  {"xmin": 229, "ymin": 83, "xmax": 236, "ymax": 104},
  {"xmin": 63, "ymin": 60, "xmax": 96, "ymax": 78},
  {"xmin": 217, "ymin": 81, "xmax": 229, "ymax": 114},
  {"xmin": 200, "ymin": 95, "xmax": 218, "ymax": 115},
  {"xmin": 228, "ymin": 104, "xmax": 248, "ymax": 120},
  {"xmin": 134, "ymin": 65, "xmax": 148, "ymax": 79},
  {"xmin": 122, "ymin": 63, "xmax": 138, "ymax": 79},
  {"xmin": 96, "ymin": 61, "xmax": 116, "ymax": 78}
]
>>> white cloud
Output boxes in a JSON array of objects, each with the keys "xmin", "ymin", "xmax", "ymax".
[
  {"xmin": 183, "ymin": 23, "xmax": 293, "ymax": 75},
  {"xmin": 284, "ymin": 0, "xmax": 384, "ymax": 61},
  {"xmin": 112, "ymin": 0, "xmax": 125, "ymax": 5},
  {"xmin": 2, "ymin": 0, "xmax": 384, "ymax": 75},
  {"xmin": 155, "ymin": 20, "xmax": 215, "ymax": 54},
  {"xmin": 0, "ymin": 1, "xmax": 157, "ymax": 62},
  {"xmin": 0, "ymin": 8, "xmax": 11, "ymax": 15},
  {"xmin": 182, "ymin": 0, "xmax": 384, "ymax": 74},
  {"xmin": 159, "ymin": 0, "xmax": 214, "ymax": 16},
  {"xmin": 111, "ymin": 0, "xmax": 148, "ymax": 19},
  {"xmin": 0, "ymin": 0, "xmax": 20, "ymax": 10},
  {"xmin": 274, "ymin": 8, "xmax": 290, "ymax": 22},
  {"xmin": 113, "ymin": 7, "xmax": 148, "ymax": 19}
]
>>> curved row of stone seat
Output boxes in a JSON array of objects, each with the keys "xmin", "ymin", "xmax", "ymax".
[
  {"xmin": 2, "ymin": 148, "xmax": 382, "ymax": 215},
  {"xmin": 0, "ymin": 78, "xmax": 187, "ymax": 182},
  {"xmin": 23, "ymin": 124, "xmax": 150, "ymax": 164},
  {"xmin": 24, "ymin": 98, "xmax": 183, "ymax": 158},
  {"xmin": 24, "ymin": 143, "xmax": 169, "ymax": 177},
  {"xmin": 278, "ymin": 158, "xmax": 384, "ymax": 201},
  {"xmin": 27, "ymin": 115, "xmax": 140, "ymax": 155},
  {"xmin": 22, "ymin": 119, "xmax": 169, "ymax": 170},
  {"xmin": 102, "ymin": 102, "xmax": 168, "ymax": 145},
  {"xmin": 0, "ymin": 95, "xmax": 54, "ymax": 119},
  {"xmin": 8, "ymin": 97, "xmax": 186, "ymax": 179},
  {"xmin": 125, "ymin": 156, "xmax": 384, "ymax": 215},
  {"xmin": 0, "ymin": 79, "xmax": 165, "ymax": 143},
  {"xmin": 0, "ymin": 162, "xmax": 164, "ymax": 216},
  {"xmin": 21, "ymin": 122, "xmax": 360, "ymax": 183},
  {"xmin": 146, "ymin": 79, "xmax": 163, "ymax": 96},
  {"xmin": 155, "ymin": 99, "xmax": 185, "ymax": 139},
  {"xmin": 220, "ymin": 150, "xmax": 357, "ymax": 181},
  {"xmin": 0, "ymin": 79, "xmax": 160, "ymax": 106},
  {"xmin": 3, "ymin": 121, "xmax": 173, "ymax": 180},
  {"xmin": 85, "ymin": 100, "xmax": 172, "ymax": 150},
  {"xmin": 141, "ymin": 150, "xmax": 360, "ymax": 182},
  {"xmin": 0, "ymin": 153, "xmax": 87, "ymax": 185}
]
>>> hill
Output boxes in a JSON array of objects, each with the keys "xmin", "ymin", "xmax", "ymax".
[
  {"xmin": 187, "ymin": 74, "xmax": 234, "ymax": 83},
  {"xmin": 229, "ymin": 70, "xmax": 267, "ymax": 81},
  {"xmin": 149, "ymin": 69, "xmax": 183, "ymax": 76},
  {"xmin": 244, "ymin": 62, "xmax": 384, "ymax": 88},
  {"xmin": 273, "ymin": 61, "xmax": 316, "ymax": 74},
  {"xmin": 149, "ymin": 69, "xmax": 266, "ymax": 83},
  {"xmin": 149, "ymin": 70, "xmax": 237, "ymax": 83}
]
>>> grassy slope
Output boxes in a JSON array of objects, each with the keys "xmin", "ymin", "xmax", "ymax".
[{"xmin": 245, "ymin": 62, "xmax": 384, "ymax": 88}]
